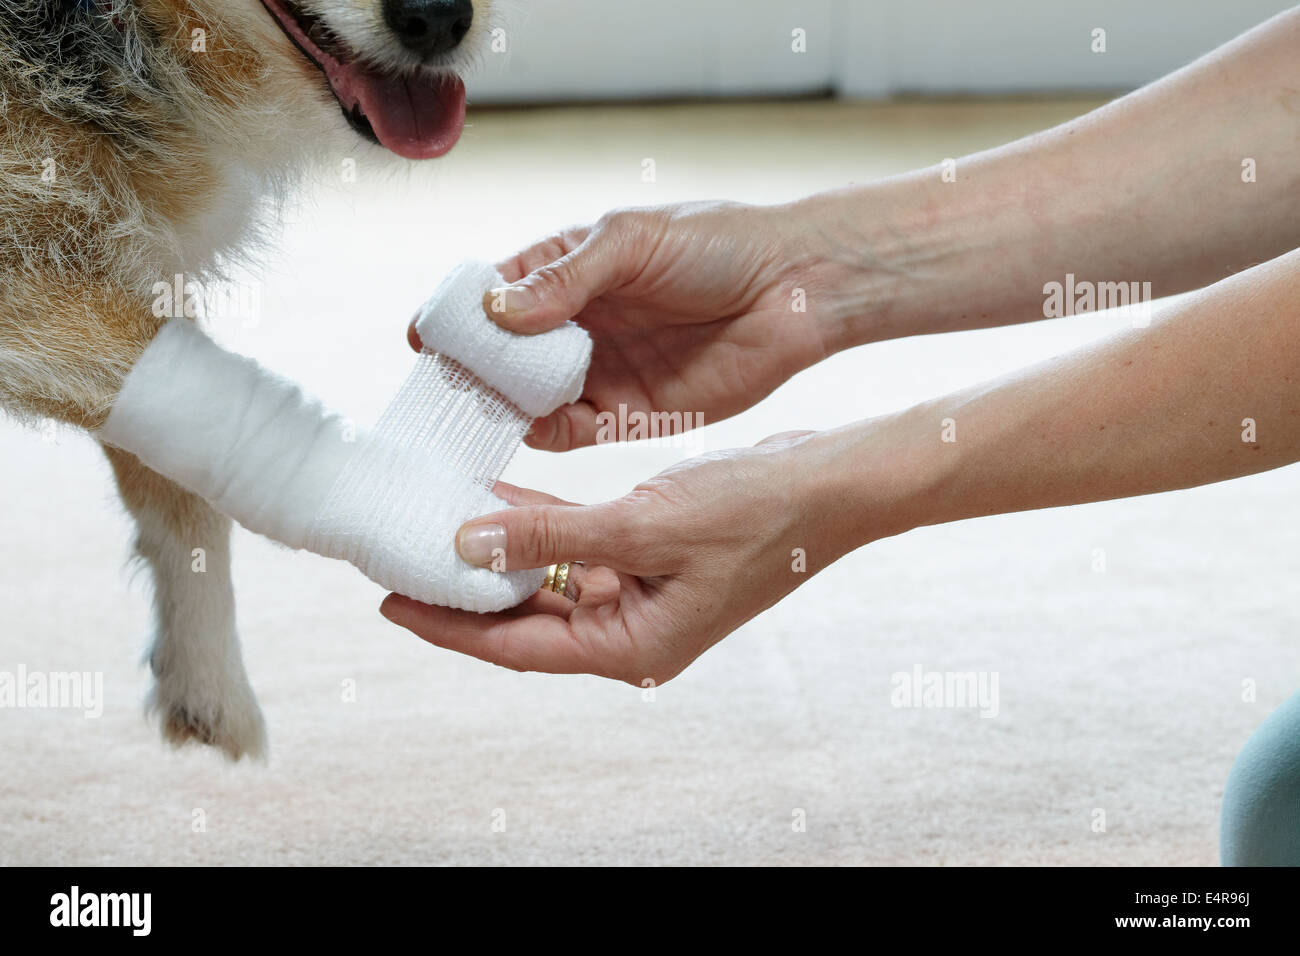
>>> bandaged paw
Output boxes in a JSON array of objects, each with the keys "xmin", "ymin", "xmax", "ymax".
[{"xmin": 99, "ymin": 262, "xmax": 592, "ymax": 613}]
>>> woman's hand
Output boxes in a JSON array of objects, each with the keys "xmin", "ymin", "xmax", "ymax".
[
  {"xmin": 380, "ymin": 429, "xmax": 872, "ymax": 684},
  {"xmin": 387, "ymin": 245, "xmax": 1300, "ymax": 683},
  {"xmin": 409, "ymin": 201, "xmax": 855, "ymax": 452},
  {"xmin": 405, "ymin": 7, "xmax": 1300, "ymax": 448}
]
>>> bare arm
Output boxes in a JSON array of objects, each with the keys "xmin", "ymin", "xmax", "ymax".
[
  {"xmin": 384, "ymin": 249, "xmax": 1300, "ymax": 682},
  {"xmin": 455, "ymin": 8, "xmax": 1300, "ymax": 452},
  {"xmin": 810, "ymin": 5, "xmax": 1300, "ymax": 349},
  {"xmin": 828, "ymin": 248, "xmax": 1300, "ymax": 549}
]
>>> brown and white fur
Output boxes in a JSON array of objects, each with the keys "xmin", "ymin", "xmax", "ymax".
[{"xmin": 0, "ymin": 0, "xmax": 494, "ymax": 758}]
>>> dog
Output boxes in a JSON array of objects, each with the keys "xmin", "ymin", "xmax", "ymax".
[{"xmin": 0, "ymin": 0, "xmax": 494, "ymax": 758}]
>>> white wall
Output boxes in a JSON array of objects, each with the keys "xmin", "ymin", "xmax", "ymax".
[
  {"xmin": 835, "ymin": 0, "xmax": 1296, "ymax": 97},
  {"xmin": 471, "ymin": 0, "xmax": 835, "ymax": 101},
  {"xmin": 468, "ymin": 0, "xmax": 1296, "ymax": 102}
]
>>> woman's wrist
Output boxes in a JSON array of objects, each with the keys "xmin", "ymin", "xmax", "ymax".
[
  {"xmin": 783, "ymin": 145, "xmax": 1135, "ymax": 353},
  {"xmin": 792, "ymin": 405, "xmax": 952, "ymax": 563},
  {"xmin": 762, "ymin": 161, "xmax": 1057, "ymax": 363},
  {"xmin": 780, "ymin": 174, "xmax": 996, "ymax": 353}
]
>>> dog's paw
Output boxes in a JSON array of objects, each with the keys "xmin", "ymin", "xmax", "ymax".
[{"xmin": 146, "ymin": 659, "xmax": 268, "ymax": 762}]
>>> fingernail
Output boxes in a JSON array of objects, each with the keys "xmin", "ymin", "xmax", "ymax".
[
  {"xmin": 487, "ymin": 285, "xmax": 538, "ymax": 316},
  {"xmin": 457, "ymin": 523, "xmax": 506, "ymax": 568}
]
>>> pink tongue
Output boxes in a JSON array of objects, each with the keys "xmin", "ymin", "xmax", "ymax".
[{"xmin": 329, "ymin": 67, "xmax": 467, "ymax": 160}]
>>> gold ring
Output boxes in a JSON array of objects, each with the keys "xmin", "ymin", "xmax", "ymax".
[{"xmin": 543, "ymin": 562, "xmax": 572, "ymax": 595}]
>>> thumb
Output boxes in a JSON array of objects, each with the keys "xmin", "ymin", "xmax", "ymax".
[
  {"xmin": 482, "ymin": 233, "xmax": 628, "ymax": 334},
  {"xmin": 456, "ymin": 502, "xmax": 633, "ymax": 572}
]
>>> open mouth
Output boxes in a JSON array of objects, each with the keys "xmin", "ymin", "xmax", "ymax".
[{"xmin": 259, "ymin": 0, "xmax": 467, "ymax": 160}]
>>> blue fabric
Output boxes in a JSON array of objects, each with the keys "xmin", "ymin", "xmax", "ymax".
[{"xmin": 1221, "ymin": 689, "xmax": 1300, "ymax": 865}]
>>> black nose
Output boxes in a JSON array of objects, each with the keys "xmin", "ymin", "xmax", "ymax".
[{"xmin": 383, "ymin": 0, "xmax": 473, "ymax": 57}]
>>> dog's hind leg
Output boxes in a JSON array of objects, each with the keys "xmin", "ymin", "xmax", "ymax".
[{"xmin": 103, "ymin": 444, "xmax": 267, "ymax": 761}]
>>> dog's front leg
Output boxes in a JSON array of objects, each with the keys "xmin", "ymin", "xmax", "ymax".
[{"xmin": 103, "ymin": 444, "xmax": 267, "ymax": 761}]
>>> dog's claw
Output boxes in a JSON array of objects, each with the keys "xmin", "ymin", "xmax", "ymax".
[{"xmin": 146, "ymin": 669, "xmax": 268, "ymax": 762}]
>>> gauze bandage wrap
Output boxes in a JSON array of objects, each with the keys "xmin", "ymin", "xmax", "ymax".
[
  {"xmin": 99, "ymin": 262, "xmax": 592, "ymax": 613},
  {"xmin": 413, "ymin": 260, "xmax": 592, "ymax": 419}
]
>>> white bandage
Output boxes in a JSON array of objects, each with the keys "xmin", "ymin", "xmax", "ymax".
[
  {"xmin": 99, "ymin": 262, "xmax": 592, "ymax": 613},
  {"xmin": 414, "ymin": 260, "xmax": 591, "ymax": 418}
]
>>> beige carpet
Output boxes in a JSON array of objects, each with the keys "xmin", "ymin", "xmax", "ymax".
[{"xmin": 3, "ymin": 99, "xmax": 1297, "ymax": 865}]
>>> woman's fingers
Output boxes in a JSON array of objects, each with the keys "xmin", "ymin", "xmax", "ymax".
[
  {"xmin": 522, "ymin": 400, "xmax": 604, "ymax": 452},
  {"xmin": 569, "ymin": 563, "xmax": 622, "ymax": 605},
  {"xmin": 757, "ymin": 429, "xmax": 816, "ymax": 446},
  {"xmin": 380, "ymin": 557, "xmax": 637, "ymax": 676},
  {"xmin": 379, "ymin": 595, "xmax": 601, "ymax": 675},
  {"xmin": 474, "ymin": 485, "xmax": 607, "ymax": 589},
  {"xmin": 493, "ymin": 226, "xmax": 591, "ymax": 286},
  {"xmin": 456, "ymin": 501, "xmax": 635, "ymax": 571},
  {"xmin": 525, "ymin": 560, "xmax": 615, "ymax": 610},
  {"xmin": 407, "ymin": 227, "xmax": 594, "ymax": 353},
  {"xmin": 489, "ymin": 480, "xmax": 575, "ymax": 508},
  {"xmin": 481, "ymin": 228, "xmax": 633, "ymax": 335}
]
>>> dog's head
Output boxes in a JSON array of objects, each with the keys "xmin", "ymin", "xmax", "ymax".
[
  {"xmin": 252, "ymin": 0, "xmax": 489, "ymax": 159},
  {"xmin": 0, "ymin": 0, "xmax": 490, "ymax": 160}
]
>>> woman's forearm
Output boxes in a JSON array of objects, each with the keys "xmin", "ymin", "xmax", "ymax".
[
  {"xmin": 794, "ymin": 6, "xmax": 1300, "ymax": 351},
  {"xmin": 814, "ymin": 248, "xmax": 1300, "ymax": 553}
]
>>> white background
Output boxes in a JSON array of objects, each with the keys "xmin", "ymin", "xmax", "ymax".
[{"xmin": 471, "ymin": 0, "xmax": 1297, "ymax": 101}]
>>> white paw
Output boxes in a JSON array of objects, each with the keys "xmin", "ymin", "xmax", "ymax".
[{"xmin": 146, "ymin": 642, "xmax": 268, "ymax": 762}]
